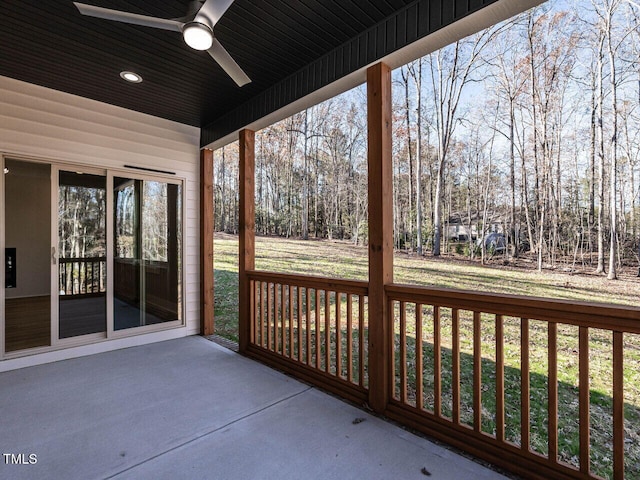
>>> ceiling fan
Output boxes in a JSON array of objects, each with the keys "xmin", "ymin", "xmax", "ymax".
[{"xmin": 73, "ymin": 0, "xmax": 251, "ymax": 86}]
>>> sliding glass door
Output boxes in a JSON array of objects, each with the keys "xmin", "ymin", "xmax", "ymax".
[
  {"xmin": 2, "ymin": 158, "xmax": 184, "ymax": 357},
  {"xmin": 57, "ymin": 170, "xmax": 107, "ymax": 339},
  {"xmin": 113, "ymin": 176, "xmax": 182, "ymax": 331}
]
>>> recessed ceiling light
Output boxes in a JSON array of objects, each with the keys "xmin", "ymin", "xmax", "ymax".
[
  {"xmin": 120, "ymin": 71, "xmax": 143, "ymax": 83},
  {"xmin": 3, "ymin": 167, "xmax": 8, "ymax": 174}
]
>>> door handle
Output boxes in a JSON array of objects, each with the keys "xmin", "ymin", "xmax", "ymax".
[{"xmin": 51, "ymin": 246, "xmax": 57, "ymax": 265}]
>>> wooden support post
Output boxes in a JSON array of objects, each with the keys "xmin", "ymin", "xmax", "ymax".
[
  {"xmin": 367, "ymin": 62, "xmax": 393, "ymax": 413},
  {"xmin": 239, "ymin": 129, "xmax": 256, "ymax": 354},
  {"xmin": 200, "ymin": 148, "xmax": 214, "ymax": 335}
]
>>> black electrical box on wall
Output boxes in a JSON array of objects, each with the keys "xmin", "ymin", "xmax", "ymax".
[{"xmin": 5, "ymin": 248, "xmax": 16, "ymax": 288}]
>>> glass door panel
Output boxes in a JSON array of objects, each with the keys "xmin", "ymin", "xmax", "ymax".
[
  {"xmin": 4, "ymin": 159, "xmax": 51, "ymax": 352},
  {"xmin": 113, "ymin": 177, "xmax": 182, "ymax": 330},
  {"xmin": 58, "ymin": 171, "xmax": 107, "ymax": 339}
]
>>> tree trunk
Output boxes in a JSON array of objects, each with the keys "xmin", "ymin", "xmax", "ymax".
[
  {"xmin": 302, "ymin": 109, "xmax": 309, "ymax": 240},
  {"xmin": 509, "ymin": 100, "xmax": 517, "ymax": 257},
  {"xmin": 433, "ymin": 157, "xmax": 445, "ymax": 256},
  {"xmin": 596, "ymin": 34, "xmax": 606, "ymax": 274},
  {"xmin": 410, "ymin": 60, "xmax": 424, "ymax": 255},
  {"xmin": 607, "ymin": 11, "xmax": 618, "ymax": 280},
  {"xmin": 589, "ymin": 70, "xmax": 597, "ymax": 261},
  {"xmin": 402, "ymin": 66, "xmax": 414, "ymax": 242}
]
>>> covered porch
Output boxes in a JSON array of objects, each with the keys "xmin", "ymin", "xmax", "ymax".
[
  {"xmin": 0, "ymin": 336, "xmax": 505, "ymax": 479},
  {"xmin": 2, "ymin": 0, "xmax": 639, "ymax": 479}
]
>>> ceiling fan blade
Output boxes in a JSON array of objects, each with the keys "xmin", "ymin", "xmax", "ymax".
[
  {"xmin": 207, "ymin": 37, "xmax": 251, "ymax": 87},
  {"xmin": 74, "ymin": 2, "xmax": 183, "ymax": 32},
  {"xmin": 195, "ymin": 0, "xmax": 235, "ymax": 27}
]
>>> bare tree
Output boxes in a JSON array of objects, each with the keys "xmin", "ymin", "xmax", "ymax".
[
  {"xmin": 407, "ymin": 59, "xmax": 425, "ymax": 254},
  {"xmin": 593, "ymin": 0, "xmax": 629, "ymax": 279},
  {"xmin": 429, "ymin": 26, "xmax": 505, "ymax": 256},
  {"xmin": 485, "ymin": 24, "xmax": 529, "ymax": 257}
]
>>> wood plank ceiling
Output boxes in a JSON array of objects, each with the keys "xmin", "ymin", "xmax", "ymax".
[{"xmin": 0, "ymin": 0, "xmax": 416, "ymax": 128}]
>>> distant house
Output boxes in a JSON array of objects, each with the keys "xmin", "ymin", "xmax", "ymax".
[{"xmin": 446, "ymin": 210, "xmax": 504, "ymax": 242}]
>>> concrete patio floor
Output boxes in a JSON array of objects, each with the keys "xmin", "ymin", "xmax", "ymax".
[{"xmin": 0, "ymin": 336, "xmax": 509, "ymax": 479}]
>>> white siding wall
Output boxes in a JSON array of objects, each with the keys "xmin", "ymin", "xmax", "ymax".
[{"xmin": 0, "ymin": 76, "xmax": 202, "ymax": 368}]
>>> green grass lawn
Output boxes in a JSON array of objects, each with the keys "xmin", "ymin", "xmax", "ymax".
[
  {"xmin": 214, "ymin": 233, "xmax": 640, "ymax": 479},
  {"xmin": 215, "ymin": 232, "xmax": 640, "ymax": 338},
  {"xmin": 216, "ymin": 233, "xmax": 640, "ymax": 304}
]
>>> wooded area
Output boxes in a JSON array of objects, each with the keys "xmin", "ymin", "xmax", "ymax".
[{"xmin": 214, "ymin": 0, "xmax": 640, "ymax": 278}]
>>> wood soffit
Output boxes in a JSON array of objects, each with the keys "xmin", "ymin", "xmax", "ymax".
[{"xmin": 0, "ymin": 1, "xmax": 501, "ymax": 146}]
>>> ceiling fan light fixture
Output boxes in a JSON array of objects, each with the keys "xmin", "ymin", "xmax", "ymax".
[{"xmin": 183, "ymin": 21, "xmax": 213, "ymax": 50}]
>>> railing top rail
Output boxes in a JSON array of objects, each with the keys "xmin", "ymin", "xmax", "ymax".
[
  {"xmin": 386, "ymin": 283, "xmax": 640, "ymax": 334},
  {"xmin": 59, "ymin": 256, "xmax": 107, "ymax": 262},
  {"xmin": 247, "ymin": 270, "xmax": 369, "ymax": 295}
]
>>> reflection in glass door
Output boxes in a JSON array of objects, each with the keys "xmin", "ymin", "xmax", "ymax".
[
  {"xmin": 4, "ymin": 159, "xmax": 51, "ymax": 352},
  {"xmin": 113, "ymin": 177, "xmax": 182, "ymax": 330},
  {"xmin": 58, "ymin": 171, "xmax": 107, "ymax": 339}
]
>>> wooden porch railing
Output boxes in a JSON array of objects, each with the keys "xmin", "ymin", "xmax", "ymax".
[
  {"xmin": 246, "ymin": 270, "xmax": 369, "ymax": 404},
  {"xmin": 59, "ymin": 256, "xmax": 106, "ymax": 296},
  {"xmin": 244, "ymin": 271, "xmax": 640, "ymax": 479},
  {"xmin": 386, "ymin": 284, "xmax": 640, "ymax": 480}
]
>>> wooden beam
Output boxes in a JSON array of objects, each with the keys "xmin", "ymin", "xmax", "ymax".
[
  {"xmin": 239, "ymin": 129, "xmax": 256, "ymax": 354},
  {"xmin": 200, "ymin": 148, "xmax": 215, "ymax": 336},
  {"xmin": 367, "ymin": 62, "xmax": 393, "ymax": 413}
]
